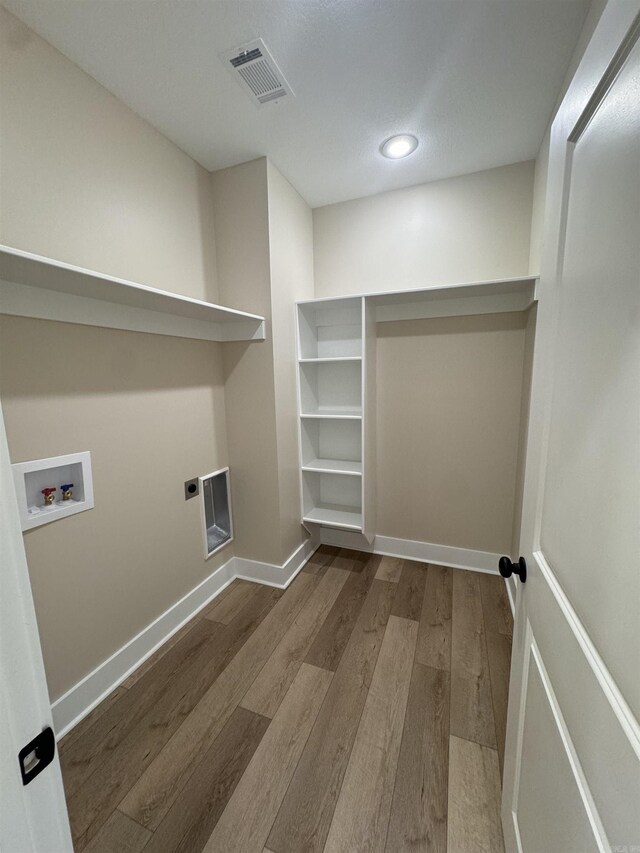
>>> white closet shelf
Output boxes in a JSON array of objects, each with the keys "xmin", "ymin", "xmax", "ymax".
[
  {"xmin": 302, "ymin": 459, "xmax": 362, "ymax": 476},
  {"xmin": 0, "ymin": 245, "xmax": 266, "ymax": 343},
  {"xmin": 303, "ymin": 504, "xmax": 363, "ymax": 531},
  {"xmin": 298, "ymin": 356, "xmax": 362, "ymax": 363},
  {"xmin": 300, "ymin": 410, "xmax": 362, "ymax": 420},
  {"xmin": 297, "ymin": 275, "xmax": 538, "ymax": 322}
]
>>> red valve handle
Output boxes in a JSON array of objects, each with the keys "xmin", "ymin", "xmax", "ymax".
[{"xmin": 41, "ymin": 487, "xmax": 57, "ymax": 497}]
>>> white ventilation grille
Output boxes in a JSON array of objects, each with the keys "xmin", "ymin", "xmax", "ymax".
[{"xmin": 222, "ymin": 39, "xmax": 293, "ymax": 106}]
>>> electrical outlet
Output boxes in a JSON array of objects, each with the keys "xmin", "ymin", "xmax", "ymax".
[{"xmin": 184, "ymin": 478, "xmax": 199, "ymax": 500}]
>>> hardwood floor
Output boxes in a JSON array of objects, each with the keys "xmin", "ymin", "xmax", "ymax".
[{"xmin": 60, "ymin": 547, "xmax": 513, "ymax": 853}]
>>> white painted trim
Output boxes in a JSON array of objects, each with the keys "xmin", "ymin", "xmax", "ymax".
[
  {"xmin": 234, "ymin": 535, "xmax": 319, "ymax": 589},
  {"xmin": 502, "ymin": 618, "xmax": 532, "ymax": 853},
  {"xmin": 529, "ymin": 640, "xmax": 610, "ymax": 853},
  {"xmin": 319, "ymin": 527, "xmax": 501, "ymax": 574},
  {"xmin": 51, "ymin": 534, "xmax": 319, "ymax": 737},
  {"xmin": 505, "ymin": 622, "xmax": 611, "ymax": 853},
  {"xmin": 505, "ymin": 575, "xmax": 517, "ymax": 616},
  {"xmin": 534, "ymin": 550, "xmax": 640, "ymax": 758},
  {"xmin": 1, "ymin": 402, "xmax": 73, "ymax": 849}
]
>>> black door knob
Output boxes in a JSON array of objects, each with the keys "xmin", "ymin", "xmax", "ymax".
[{"xmin": 499, "ymin": 556, "xmax": 527, "ymax": 583}]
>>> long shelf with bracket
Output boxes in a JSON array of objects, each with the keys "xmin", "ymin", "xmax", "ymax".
[
  {"xmin": 298, "ymin": 275, "xmax": 537, "ymax": 323},
  {"xmin": 0, "ymin": 245, "xmax": 265, "ymax": 343}
]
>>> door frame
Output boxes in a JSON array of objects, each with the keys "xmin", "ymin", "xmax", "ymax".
[{"xmin": 0, "ymin": 400, "xmax": 72, "ymax": 852}]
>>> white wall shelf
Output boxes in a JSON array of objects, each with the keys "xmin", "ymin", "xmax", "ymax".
[
  {"xmin": 302, "ymin": 505, "xmax": 363, "ymax": 531},
  {"xmin": 300, "ymin": 411, "xmax": 362, "ymax": 420},
  {"xmin": 296, "ymin": 275, "xmax": 538, "ymax": 539},
  {"xmin": 298, "ymin": 356, "xmax": 362, "ymax": 363},
  {"xmin": 302, "ymin": 459, "xmax": 362, "ymax": 476},
  {"xmin": 298, "ymin": 275, "xmax": 537, "ymax": 323},
  {"xmin": 300, "ymin": 409, "xmax": 362, "ymax": 421},
  {"xmin": 0, "ymin": 245, "xmax": 266, "ymax": 343}
]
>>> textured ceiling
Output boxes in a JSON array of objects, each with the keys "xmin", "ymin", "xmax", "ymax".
[{"xmin": 2, "ymin": 0, "xmax": 589, "ymax": 207}]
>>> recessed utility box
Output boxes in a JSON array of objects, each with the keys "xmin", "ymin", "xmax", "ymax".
[
  {"xmin": 11, "ymin": 451, "xmax": 94, "ymax": 531},
  {"xmin": 199, "ymin": 467, "xmax": 233, "ymax": 559}
]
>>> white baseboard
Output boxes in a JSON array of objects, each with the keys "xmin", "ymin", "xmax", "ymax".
[
  {"xmin": 52, "ymin": 533, "xmax": 318, "ymax": 738},
  {"xmin": 319, "ymin": 528, "xmax": 501, "ymax": 574},
  {"xmin": 234, "ymin": 534, "xmax": 319, "ymax": 588}
]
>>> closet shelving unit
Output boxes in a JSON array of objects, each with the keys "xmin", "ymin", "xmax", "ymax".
[
  {"xmin": 0, "ymin": 245, "xmax": 265, "ymax": 342},
  {"xmin": 296, "ymin": 296, "xmax": 372, "ymax": 535},
  {"xmin": 296, "ymin": 275, "xmax": 538, "ymax": 542}
]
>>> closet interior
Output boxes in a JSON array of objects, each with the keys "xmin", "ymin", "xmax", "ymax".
[{"xmin": 296, "ymin": 276, "xmax": 538, "ymax": 542}]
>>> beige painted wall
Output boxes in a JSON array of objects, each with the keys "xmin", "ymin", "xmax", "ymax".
[
  {"xmin": 211, "ymin": 159, "xmax": 315, "ymax": 565},
  {"xmin": 0, "ymin": 7, "xmax": 218, "ymax": 302},
  {"xmin": 313, "ymin": 161, "xmax": 535, "ymax": 298},
  {"xmin": 267, "ymin": 162, "xmax": 315, "ymax": 560},
  {"xmin": 0, "ymin": 10, "xmax": 230, "ymax": 702},
  {"xmin": 211, "ymin": 159, "xmax": 283, "ymax": 565},
  {"xmin": 376, "ymin": 313, "xmax": 527, "ymax": 553},
  {"xmin": 0, "ymin": 317, "xmax": 229, "ymax": 701},
  {"xmin": 314, "ymin": 162, "xmax": 536, "ymax": 553}
]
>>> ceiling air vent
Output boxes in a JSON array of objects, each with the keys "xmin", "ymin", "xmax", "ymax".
[{"xmin": 221, "ymin": 38, "xmax": 294, "ymax": 107}]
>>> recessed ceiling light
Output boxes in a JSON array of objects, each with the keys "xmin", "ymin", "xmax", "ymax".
[{"xmin": 379, "ymin": 134, "xmax": 419, "ymax": 159}]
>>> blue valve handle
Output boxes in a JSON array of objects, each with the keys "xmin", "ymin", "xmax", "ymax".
[{"xmin": 60, "ymin": 484, "xmax": 74, "ymax": 491}]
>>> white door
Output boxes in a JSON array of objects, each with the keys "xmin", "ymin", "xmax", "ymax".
[
  {"xmin": 0, "ymin": 402, "xmax": 72, "ymax": 852},
  {"xmin": 502, "ymin": 2, "xmax": 640, "ymax": 851}
]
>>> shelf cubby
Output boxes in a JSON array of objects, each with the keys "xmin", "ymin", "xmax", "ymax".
[
  {"xmin": 302, "ymin": 470, "xmax": 363, "ymax": 532},
  {"xmin": 297, "ymin": 297, "xmax": 362, "ymax": 359},
  {"xmin": 300, "ymin": 417, "xmax": 362, "ymax": 476},
  {"xmin": 299, "ymin": 359, "xmax": 362, "ymax": 417}
]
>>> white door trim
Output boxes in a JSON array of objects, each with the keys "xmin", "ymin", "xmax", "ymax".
[
  {"xmin": 0, "ymin": 403, "xmax": 73, "ymax": 852},
  {"xmin": 534, "ymin": 550, "xmax": 640, "ymax": 756}
]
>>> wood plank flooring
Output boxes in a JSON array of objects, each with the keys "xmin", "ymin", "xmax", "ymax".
[{"xmin": 60, "ymin": 547, "xmax": 513, "ymax": 853}]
